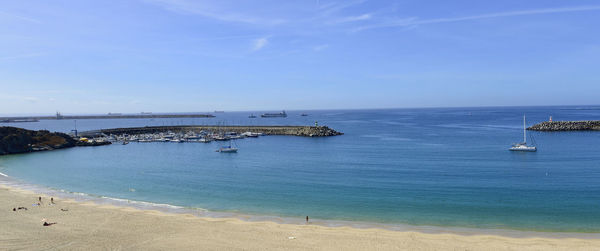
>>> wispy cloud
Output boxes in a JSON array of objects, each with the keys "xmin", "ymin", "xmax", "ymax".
[
  {"xmin": 313, "ymin": 44, "xmax": 329, "ymax": 51},
  {"xmin": 316, "ymin": 0, "xmax": 366, "ymax": 16},
  {"xmin": 24, "ymin": 97, "xmax": 39, "ymax": 103},
  {"xmin": 331, "ymin": 13, "xmax": 371, "ymax": 24},
  {"xmin": 0, "ymin": 10, "xmax": 41, "ymax": 23},
  {"xmin": 355, "ymin": 5, "xmax": 600, "ymax": 32},
  {"xmin": 145, "ymin": 0, "xmax": 286, "ymax": 25},
  {"xmin": 252, "ymin": 37, "xmax": 269, "ymax": 51},
  {"xmin": 0, "ymin": 53, "xmax": 45, "ymax": 61}
]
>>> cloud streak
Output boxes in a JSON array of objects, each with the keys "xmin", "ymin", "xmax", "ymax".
[
  {"xmin": 355, "ymin": 5, "xmax": 600, "ymax": 31},
  {"xmin": 0, "ymin": 10, "xmax": 41, "ymax": 23},
  {"xmin": 0, "ymin": 53, "xmax": 45, "ymax": 61},
  {"xmin": 332, "ymin": 13, "xmax": 371, "ymax": 24},
  {"xmin": 145, "ymin": 0, "xmax": 285, "ymax": 25}
]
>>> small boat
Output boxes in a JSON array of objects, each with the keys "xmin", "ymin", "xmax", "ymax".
[
  {"xmin": 198, "ymin": 137, "xmax": 211, "ymax": 143},
  {"xmin": 300, "ymin": 113, "xmax": 308, "ymax": 116},
  {"xmin": 509, "ymin": 115, "xmax": 537, "ymax": 152},
  {"xmin": 261, "ymin": 111, "xmax": 287, "ymax": 118},
  {"xmin": 217, "ymin": 141, "xmax": 238, "ymax": 153},
  {"xmin": 248, "ymin": 114, "xmax": 257, "ymax": 118},
  {"xmin": 213, "ymin": 135, "xmax": 229, "ymax": 141},
  {"xmin": 241, "ymin": 131, "xmax": 260, "ymax": 137},
  {"xmin": 217, "ymin": 146, "xmax": 238, "ymax": 153},
  {"xmin": 122, "ymin": 141, "xmax": 129, "ymax": 145}
]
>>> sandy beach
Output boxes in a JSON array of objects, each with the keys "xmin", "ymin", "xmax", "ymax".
[{"xmin": 1, "ymin": 185, "xmax": 599, "ymax": 250}]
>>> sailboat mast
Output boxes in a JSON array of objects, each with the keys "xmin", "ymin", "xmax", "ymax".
[{"xmin": 523, "ymin": 115, "xmax": 526, "ymax": 143}]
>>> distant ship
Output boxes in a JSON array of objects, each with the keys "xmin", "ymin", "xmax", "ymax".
[
  {"xmin": 261, "ymin": 111, "xmax": 287, "ymax": 118},
  {"xmin": 300, "ymin": 113, "xmax": 308, "ymax": 116},
  {"xmin": 509, "ymin": 115, "xmax": 537, "ymax": 152},
  {"xmin": 248, "ymin": 114, "xmax": 257, "ymax": 118}
]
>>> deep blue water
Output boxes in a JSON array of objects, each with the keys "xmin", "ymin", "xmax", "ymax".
[{"xmin": 1, "ymin": 106, "xmax": 600, "ymax": 232}]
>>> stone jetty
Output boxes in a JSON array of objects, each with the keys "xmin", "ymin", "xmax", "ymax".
[
  {"xmin": 528, "ymin": 121, "xmax": 600, "ymax": 131},
  {"xmin": 82, "ymin": 125, "xmax": 343, "ymax": 137}
]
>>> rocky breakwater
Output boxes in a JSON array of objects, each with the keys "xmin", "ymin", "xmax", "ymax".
[
  {"xmin": 528, "ymin": 121, "xmax": 600, "ymax": 131},
  {"xmin": 0, "ymin": 126, "xmax": 110, "ymax": 155},
  {"xmin": 92, "ymin": 125, "xmax": 343, "ymax": 137},
  {"xmin": 291, "ymin": 126, "xmax": 344, "ymax": 137}
]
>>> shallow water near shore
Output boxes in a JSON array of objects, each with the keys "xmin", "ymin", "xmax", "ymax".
[{"xmin": 2, "ymin": 106, "xmax": 600, "ymax": 232}]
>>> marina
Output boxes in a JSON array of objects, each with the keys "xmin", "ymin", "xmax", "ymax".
[{"xmin": 89, "ymin": 129, "xmax": 265, "ymax": 144}]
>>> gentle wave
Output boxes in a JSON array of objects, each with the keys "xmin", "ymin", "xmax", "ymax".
[{"xmin": 1, "ymin": 173, "xmax": 599, "ymax": 239}]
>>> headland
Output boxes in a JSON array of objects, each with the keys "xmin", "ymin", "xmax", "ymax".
[{"xmin": 0, "ymin": 127, "xmax": 110, "ymax": 155}]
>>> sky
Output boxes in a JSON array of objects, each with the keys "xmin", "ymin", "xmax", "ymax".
[{"xmin": 1, "ymin": 0, "xmax": 600, "ymax": 114}]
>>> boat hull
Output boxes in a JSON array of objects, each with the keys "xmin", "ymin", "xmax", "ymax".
[
  {"xmin": 218, "ymin": 148, "xmax": 238, "ymax": 153},
  {"xmin": 509, "ymin": 147, "xmax": 537, "ymax": 152}
]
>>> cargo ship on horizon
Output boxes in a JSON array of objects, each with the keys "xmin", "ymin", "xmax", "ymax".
[{"xmin": 261, "ymin": 111, "xmax": 287, "ymax": 118}]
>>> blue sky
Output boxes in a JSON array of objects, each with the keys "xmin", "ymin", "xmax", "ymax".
[{"xmin": 1, "ymin": 0, "xmax": 600, "ymax": 114}]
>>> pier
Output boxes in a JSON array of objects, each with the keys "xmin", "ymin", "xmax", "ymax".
[
  {"xmin": 0, "ymin": 113, "xmax": 215, "ymax": 122},
  {"xmin": 528, "ymin": 120, "xmax": 600, "ymax": 131},
  {"xmin": 81, "ymin": 125, "xmax": 343, "ymax": 138}
]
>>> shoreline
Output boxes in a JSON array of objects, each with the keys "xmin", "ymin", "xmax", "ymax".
[
  {"xmin": 2, "ymin": 184, "xmax": 600, "ymax": 250},
  {"xmin": 1, "ymin": 173, "xmax": 600, "ymax": 241}
]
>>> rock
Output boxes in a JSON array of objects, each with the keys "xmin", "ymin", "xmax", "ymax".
[
  {"xmin": 0, "ymin": 127, "xmax": 76, "ymax": 155},
  {"xmin": 0, "ymin": 126, "xmax": 111, "ymax": 155}
]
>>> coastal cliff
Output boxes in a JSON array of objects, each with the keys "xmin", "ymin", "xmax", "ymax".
[
  {"xmin": 0, "ymin": 127, "xmax": 110, "ymax": 155},
  {"xmin": 86, "ymin": 125, "xmax": 343, "ymax": 137},
  {"xmin": 528, "ymin": 121, "xmax": 600, "ymax": 131}
]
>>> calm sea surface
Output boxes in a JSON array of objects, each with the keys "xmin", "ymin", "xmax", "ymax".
[{"xmin": 2, "ymin": 106, "xmax": 600, "ymax": 232}]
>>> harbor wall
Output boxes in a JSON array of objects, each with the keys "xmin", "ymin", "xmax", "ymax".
[
  {"xmin": 528, "ymin": 121, "xmax": 600, "ymax": 131},
  {"xmin": 0, "ymin": 114, "xmax": 214, "ymax": 121},
  {"xmin": 83, "ymin": 125, "xmax": 343, "ymax": 137}
]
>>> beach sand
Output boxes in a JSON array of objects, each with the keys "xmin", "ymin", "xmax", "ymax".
[{"xmin": 1, "ymin": 185, "xmax": 599, "ymax": 250}]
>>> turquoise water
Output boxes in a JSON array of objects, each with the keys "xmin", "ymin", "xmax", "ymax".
[{"xmin": 1, "ymin": 106, "xmax": 600, "ymax": 232}]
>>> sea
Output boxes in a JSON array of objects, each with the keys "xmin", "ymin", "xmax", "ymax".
[{"xmin": 1, "ymin": 106, "xmax": 600, "ymax": 233}]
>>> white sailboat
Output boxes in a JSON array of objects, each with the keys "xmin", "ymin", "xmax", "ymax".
[{"xmin": 509, "ymin": 115, "xmax": 537, "ymax": 152}]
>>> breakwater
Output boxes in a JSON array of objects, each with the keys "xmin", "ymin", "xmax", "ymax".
[
  {"xmin": 0, "ymin": 113, "xmax": 214, "ymax": 122},
  {"xmin": 82, "ymin": 125, "xmax": 343, "ymax": 137},
  {"xmin": 528, "ymin": 121, "xmax": 600, "ymax": 131}
]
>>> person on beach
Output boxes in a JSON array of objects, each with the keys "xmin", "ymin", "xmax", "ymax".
[
  {"xmin": 38, "ymin": 196, "xmax": 42, "ymax": 203},
  {"xmin": 306, "ymin": 216, "xmax": 309, "ymax": 223},
  {"xmin": 13, "ymin": 208, "xmax": 16, "ymax": 211},
  {"xmin": 51, "ymin": 198, "xmax": 54, "ymax": 204},
  {"xmin": 43, "ymin": 222, "xmax": 57, "ymax": 226}
]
